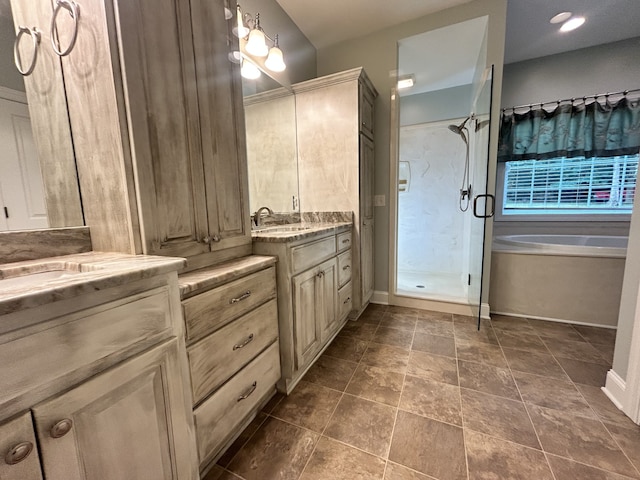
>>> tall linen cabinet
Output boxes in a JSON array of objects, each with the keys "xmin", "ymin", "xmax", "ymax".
[
  {"xmin": 15, "ymin": 0, "xmax": 251, "ymax": 268},
  {"xmin": 294, "ymin": 68, "xmax": 377, "ymax": 316}
]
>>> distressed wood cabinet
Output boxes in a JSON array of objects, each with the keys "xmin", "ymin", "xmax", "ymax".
[
  {"xmin": 0, "ymin": 262, "xmax": 197, "ymax": 479},
  {"xmin": 178, "ymin": 256, "xmax": 280, "ymax": 473},
  {"xmin": 253, "ymin": 227, "xmax": 352, "ymax": 394},
  {"xmin": 294, "ymin": 68, "xmax": 377, "ymax": 317},
  {"xmin": 10, "ymin": 0, "xmax": 250, "ymax": 269}
]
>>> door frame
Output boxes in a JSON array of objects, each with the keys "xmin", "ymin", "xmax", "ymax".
[
  {"xmin": 387, "ymin": 87, "xmax": 482, "ymax": 316},
  {"xmin": 626, "ymin": 294, "xmax": 640, "ymax": 422}
]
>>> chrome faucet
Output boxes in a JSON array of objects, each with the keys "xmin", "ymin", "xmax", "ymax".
[{"xmin": 254, "ymin": 206, "xmax": 274, "ymax": 227}]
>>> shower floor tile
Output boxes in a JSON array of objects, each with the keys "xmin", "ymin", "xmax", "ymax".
[{"xmin": 211, "ymin": 305, "xmax": 638, "ymax": 480}]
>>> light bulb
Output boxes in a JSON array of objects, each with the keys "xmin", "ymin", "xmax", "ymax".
[
  {"xmin": 245, "ymin": 28, "xmax": 268, "ymax": 57},
  {"xmin": 241, "ymin": 59, "xmax": 261, "ymax": 79},
  {"xmin": 265, "ymin": 46, "xmax": 286, "ymax": 72},
  {"xmin": 233, "ymin": 6, "xmax": 250, "ymax": 38},
  {"xmin": 560, "ymin": 16, "xmax": 586, "ymax": 32}
]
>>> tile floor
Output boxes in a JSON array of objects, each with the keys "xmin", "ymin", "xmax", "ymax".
[{"xmin": 205, "ymin": 304, "xmax": 640, "ymax": 480}]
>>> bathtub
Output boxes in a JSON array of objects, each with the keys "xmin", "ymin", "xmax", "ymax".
[
  {"xmin": 490, "ymin": 235, "xmax": 627, "ymax": 327},
  {"xmin": 494, "ymin": 234, "xmax": 627, "ymax": 258}
]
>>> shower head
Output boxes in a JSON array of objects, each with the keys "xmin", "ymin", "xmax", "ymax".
[
  {"xmin": 448, "ymin": 115, "xmax": 473, "ymax": 144},
  {"xmin": 448, "ymin": 116, "xmax": 471, "ymax": 135}
]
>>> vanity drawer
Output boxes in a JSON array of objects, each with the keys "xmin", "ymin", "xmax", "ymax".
[
  {"xmin": 182, "ymin": 267, "xmax": 276, "ymax": 343},
  {"xmin": 337, "ymin": 250, "xmax": 352, "ymax": 287},
  {"xmin": 291, "ymin": 236, "xmax": 336, "ymax": 273},
  {"xmin": 188, "ymin": 299, "xmax": 278, "ymax": 405},
  {"xmin": 339, "ymin": 281, "xmax": 353, "ymax": 321},
  {"xmin": 194, "ymin": 341, "xmax": 280, "ymax": 468},
  {"xmin": 336, "ymin": 231, "xmax": 352, "ymax": 252},
  {"xmin": 0, "ymin": 288, "xmax": 173, "ymax": 415}
]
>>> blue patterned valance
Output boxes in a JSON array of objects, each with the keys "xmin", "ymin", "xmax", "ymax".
[{"xmin": 498, "ymin": 97, "xmax": 640, "ymax": 162}]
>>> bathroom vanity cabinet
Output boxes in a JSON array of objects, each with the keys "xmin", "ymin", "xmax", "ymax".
[
  {"xmin": 253, "ymin": 226, "xmax": 353, "ymax": 394},
  {"xmin": 9, "ymin": 0, "xmax": 251, "ymax": 269},
  {"xmin": 294, "ymin": 68, "xmax": 377, "ymax": 317},
  {"xmin": 0, "ymin": 255, "xmax": 197, "ymax": 480},
  {"xmin": 178, "ymin": 256, "xmax": 281, "ymax": 473}
]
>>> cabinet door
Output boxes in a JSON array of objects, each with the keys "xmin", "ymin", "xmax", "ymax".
[
  {"xmin": 293, "ymin": 267, "xmax": 322, "ymax": 369},
  {"xmin": 318, "ymin": 258, "xmax": 339, "ymax": 341},
  {"xmin": 113, "ymin": 0, "xmax": 210, "ymax": 258},
  {"xmin": 361, "ymin": 221, "xmax": 374, "ymax": 304},
  {"xmin": 0, "ymin": 412, "xmax": 42, "ymax": 480},
  {"xmin": 191, "ymin": 0, "xmax": 251, "ymax": 253},
  {"xmin": 32, "ymin": 338, "xmax": 196, "ymax": 480},
  {"xmin": 9, "ymin": 0, "xmax": 83, "ymax": 227},
  {"xmin": 360, "ymin": 133, "xmax": 375, "ymax": 305},
  {"xmin": 359, "ymin": 84, "xmax": 375, "ymax": 140}
]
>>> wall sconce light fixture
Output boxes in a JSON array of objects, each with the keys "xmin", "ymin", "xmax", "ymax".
[{"xmin": 235, "ymin": 4, "xmax": 286, "ymax": 79}]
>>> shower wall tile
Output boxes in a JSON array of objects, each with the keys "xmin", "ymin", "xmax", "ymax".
[{"xmin": 397, "ymin": 123, "xmax": 468, "ymax": 277}]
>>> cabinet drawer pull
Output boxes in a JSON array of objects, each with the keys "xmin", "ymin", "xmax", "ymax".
[
  {"xmin": 342, "ymin": 265, "xmax": 351, "ymax": 271},
  {"xmin": 316, "ymin": 271, "xmax": 325, "ymax": 278},
  {"xmin": 50, "ymin": 0, "xmax": 80, "ymax": 57},
  {"xmin": 5, "ymin": 441, "xmax": 33, "ymax": 465},
  {"xmin": 237, "ymin": 381, "xmax": 257, "ymax": 402},
  {"xmin": 14, "ymin": 27, "xmax": 41, "ymax": 76},
  {"xmin": 342, "ymin": 239, "xmax": 350, "ymax": 244},
  {"xmin": 343, "ymin": 297, "xmax": 351, "ymax": 305},
  {"xmin": 50, "ymin": 418, "xmax": 73, "ymax": 438},
  {"xmin": 233, "ymin": 333, "xmax": 254, "ymax": 350},
  {"xmin": 230, "ymin": 291, "xmax": 251, "ymax": 304}
]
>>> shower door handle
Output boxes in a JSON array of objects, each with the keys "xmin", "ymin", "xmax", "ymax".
[{"xmin": 473, "ymin": 194, "xmax": 495, "ymax": 218}]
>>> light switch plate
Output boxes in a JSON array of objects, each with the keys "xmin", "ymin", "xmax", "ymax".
[{"xmin": 374, "ymin": 195, "xmax": 386, "ymax": 207}]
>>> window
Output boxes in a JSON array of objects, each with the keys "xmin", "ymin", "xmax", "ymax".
[{"xmin": 502, "ymin": 154, "xmax": 638, "ymax": 216}]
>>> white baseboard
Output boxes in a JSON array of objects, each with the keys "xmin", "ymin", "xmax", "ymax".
[
  {"xmin": 371, "ymin": 290, "xmax": 389, "ymax": 305},
  {"xmin": 490, "ymin": 310, "xmax": 618, "ymax": 330},
  {"xmin": 603, "ymin": 369, "xmax": 626, "ymax": 410}
]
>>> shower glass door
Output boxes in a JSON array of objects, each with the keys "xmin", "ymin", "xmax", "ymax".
[
  {"xmin": 468, "ymin": 66, "xmax": 494, "ymax": 321},
  {"xmin": 393, "ymin": 17, "xmax": 492, "ymax": 317}
]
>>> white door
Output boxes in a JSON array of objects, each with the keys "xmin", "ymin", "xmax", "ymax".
[{"xmin": 0, "ymin": 91, "xmax": 48, "ymax": 231}]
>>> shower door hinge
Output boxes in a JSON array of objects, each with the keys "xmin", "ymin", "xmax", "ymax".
[{"xmin": 468, "ymin": 274, "xmax": 471, "ymax": 286}]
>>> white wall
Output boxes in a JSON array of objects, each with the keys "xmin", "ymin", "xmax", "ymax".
[
  {"xmin": 397, "ymin": 122, "xmax": 467, "ymax": 277},
  {"xmin": 400, "ymin": 85, "xmax": 472, "ymax": 126},
  {"xmin": 317, "ymin": 0, "xmax": 508, "ymax": 299}
]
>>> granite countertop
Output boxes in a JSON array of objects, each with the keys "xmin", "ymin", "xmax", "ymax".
[
  {"xmin": 179, "ymin": 255, "xmax": 276, "ymax": 299},
  {"xmin": 0, "ymin": 252, "xmax": 186, "ymax": 315},
  {"xmin": 251, "ymin": 222, "xmax": 352, "ymax": 243}
]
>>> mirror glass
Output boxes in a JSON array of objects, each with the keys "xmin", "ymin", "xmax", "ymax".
[
  {"xmin": 0, "ymin": 0, "xmax": 50, "ymax": 231},
  {"xmin": 242, "ymin": 57, "xmax": 299, "ymax": 216}
]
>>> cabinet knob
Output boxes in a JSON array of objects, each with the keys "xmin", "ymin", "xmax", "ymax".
[
  {"xmin": 5, "ymin": 441, "xmax": 33, "ymax": 465},
  {"xmin": 50, "ymin": 418, "xmax": 73, "ymax": 438},
  {"xmin": 202, "ymin": 235, "xmax": 221, "ymax": 244}
]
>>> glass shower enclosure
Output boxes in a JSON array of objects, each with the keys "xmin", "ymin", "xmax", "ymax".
[{"xmin": 391, "ymin": 16, "xmax": 494, "ymax": 320}]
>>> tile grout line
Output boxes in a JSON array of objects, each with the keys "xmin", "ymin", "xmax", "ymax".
[
  {"xmin": 298, "ymin": 311, "xmax": 385, "ymax": 479},
  {"xmin": 492, "ymin": 319, "xmax": 559, "ymax": 480},
  {"xmin": 382, "ymin": 312, "xmax": 417, "ymax": 479},
  {"xmin": 453, "ymin": 315, "xmax": 471, "ymax": 480}
]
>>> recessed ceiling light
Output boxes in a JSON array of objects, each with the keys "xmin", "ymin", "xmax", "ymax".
[
  {"xmin": 397, "ymin": 75, "xmax": 415, "ymax": 90},
  {"xmin": 550, "ymin": 12, "xmax": 572, "ymax": 24},
  {"xmin": 560, "ymin": 16, "xmax": 586, "ymax": 32}
]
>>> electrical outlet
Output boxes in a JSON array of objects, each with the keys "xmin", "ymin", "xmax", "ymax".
[{"xmin": 374, "ymin": 195, "xmax": 386, "ymax": 207}]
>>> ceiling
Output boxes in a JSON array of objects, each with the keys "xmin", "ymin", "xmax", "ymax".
[{"xmin": 275, "ymin": 0, "xmax": 640, "ymax": 64}]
